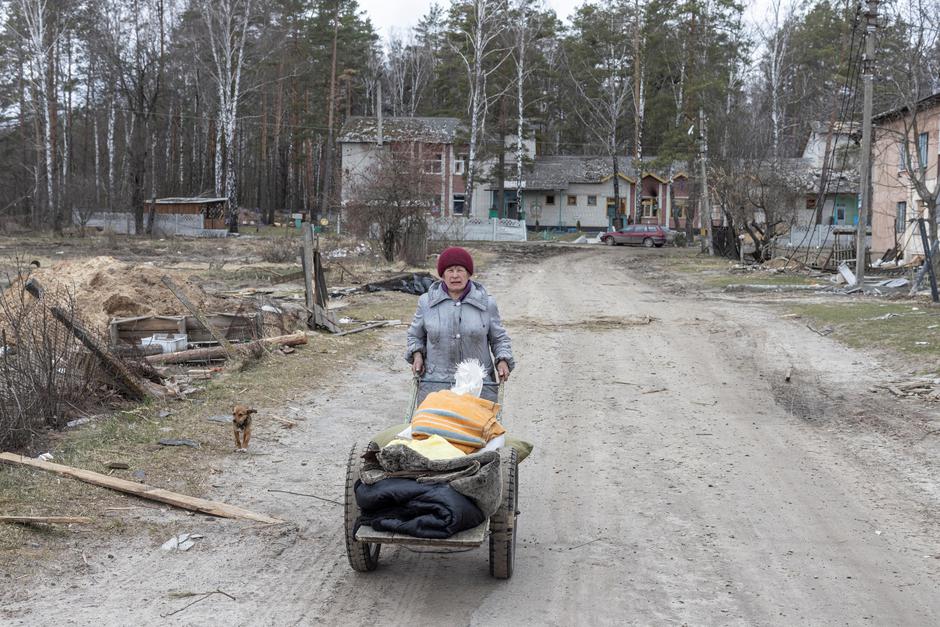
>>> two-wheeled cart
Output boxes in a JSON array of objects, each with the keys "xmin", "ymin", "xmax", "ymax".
[{"xmin": 344, "ymin": 378, "xmax": 518, "ymax": 579}]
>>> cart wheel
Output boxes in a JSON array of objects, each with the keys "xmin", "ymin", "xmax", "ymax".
[
  {"xmin": 344, "ymin": 443, "xmax": 380, "ymax": 572},
  {"xmin": 489, "ymin": 447, "xmax": 518, "ymax": 579}
]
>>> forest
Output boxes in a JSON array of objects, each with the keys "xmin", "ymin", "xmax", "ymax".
[{"xmin": 0, "ymin": 0, "xmax": 937, "ymax": 234}]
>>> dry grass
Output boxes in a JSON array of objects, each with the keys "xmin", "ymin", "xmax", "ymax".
[
  {"xmin": 787, "ymin": 302, "xmax": 940, "ymax": 369},
  {"xmin": 0, "ymin": 292, "xmax": 413, "ymax": 569}
]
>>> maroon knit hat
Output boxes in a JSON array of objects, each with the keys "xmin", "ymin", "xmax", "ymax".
[{"xmin": 437, "ymin": 246, "xmax": 474, "ymax": 277}]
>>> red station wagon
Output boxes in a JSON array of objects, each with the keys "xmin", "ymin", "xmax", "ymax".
[{"xmin": 600, "ymin": 225, "xmax": 668, "ymax": 248}]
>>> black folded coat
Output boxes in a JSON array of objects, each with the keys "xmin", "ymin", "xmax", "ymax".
[{"xmin": 355, "ymin": 478, "xmax": 486, "ymax": 539}]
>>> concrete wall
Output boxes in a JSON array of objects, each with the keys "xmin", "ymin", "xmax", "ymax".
[
  {"xmin": 340, "ymin": 143, "xmax": 381, "ymax": 208},
  {"xmin": 73, "ymin": 210, "xmax": 227, "ymax": 237},
  {"xmin": 429, "ymin": 217, "xmax": 527, "ymax": 242}
]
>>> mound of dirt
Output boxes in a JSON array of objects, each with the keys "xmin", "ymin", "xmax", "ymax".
[{"xmin": 4, "ymin": 256, "xmax": 233, "ymax": 333}]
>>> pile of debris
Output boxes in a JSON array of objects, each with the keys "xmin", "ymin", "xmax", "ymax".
[
  {"xmin": 874, "ymin": 378, "xmax": 940, "ymax": 401},
  {"xmin": 4, "ymin": 256, "xmax": 231, "ymax": 333}
]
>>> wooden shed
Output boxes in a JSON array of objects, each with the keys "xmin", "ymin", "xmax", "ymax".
[{"xmin": 143, "ymin": 197, "xmax": 228, "ymax": 230}]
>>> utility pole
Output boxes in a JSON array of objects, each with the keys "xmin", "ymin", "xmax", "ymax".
[
  {"xmin": 317, "ymin": 3, "xmax": 341, "ymax": 227},
  {"xmin": 854, "ymin": 0, "xmax": 880, "ymax": 284},
  {"xmin": 698, "ymin": 106, "xmax": 714, "ymax": 256}
]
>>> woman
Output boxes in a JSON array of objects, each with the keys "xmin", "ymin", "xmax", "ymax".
[{"xmin": 407, "ymin": 246, "xmax": 514, "ymax": 403}]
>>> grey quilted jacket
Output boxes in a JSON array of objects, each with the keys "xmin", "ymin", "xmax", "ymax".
[{"xmin": 406, "ymin": 280, "xmax": 514, "ymax": 401}]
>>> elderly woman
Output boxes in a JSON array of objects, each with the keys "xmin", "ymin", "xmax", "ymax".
[{"xmin": 407, "ymin": 246, "xmax": 514, "ymax": 403}]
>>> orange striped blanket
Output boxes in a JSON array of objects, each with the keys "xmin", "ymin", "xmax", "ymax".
[{"xmin": 411, "ymin": 390, "xmax": 505, "ymax": 453}]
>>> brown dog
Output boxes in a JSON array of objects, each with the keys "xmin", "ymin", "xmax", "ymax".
[{"xmin": 233, "ymin": 405, "xmax": 257, "ymax": 451}]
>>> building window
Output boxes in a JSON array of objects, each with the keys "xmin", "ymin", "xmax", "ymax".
[
  {"xmin": 898, "ymin": 141, "xmax": 908, "ymax": 172},
  {"xmin": 453, "ymin": 158, "xmax": 465, "ymax": 175},
  {"xmin": 642, "ymin": 199, "xmax": 658, "ymax": 218},
  {"xmin": 835, "ymin": 200, "xmax": 847, "ymax": 224},
  {"xmin": 675, "ymin": 200, "xmax": 687, "ymax": 218},
  {"xmin": 567, "ymin": 195, "xmax": 577, "ymax": 206},
  {"xmin": 587, "ymin": 195, "xmax": 597, "ymax": 206},
  {"xmin": 545, "ymin": 194, "xmax": 555, "ymax": 205},
  {"xmin": 425, "ymin": 154, "xmax": 442, "ymax": 175},
  {"xmin": 896, "ymin": 201, "xmax": 907, "ymax": 233},
  {"xmin": 918, "ymin": 132, "xmax": 929, "ymax": 168},
  {"xmin": 453, "ymin": 194, "xmax": 465, "ymax": 215}
]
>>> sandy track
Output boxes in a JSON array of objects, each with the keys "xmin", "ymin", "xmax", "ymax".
[{"xmin": 3, "ymin": 247, "xmax": 940, "ymax": 625}]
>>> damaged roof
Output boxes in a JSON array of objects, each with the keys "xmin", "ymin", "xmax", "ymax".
[
  {"xmin": 510, "ymin": 155, "xmax": 639, "ymax": 190},
  {"xmin": 491, "ymin": 155, "xmax": 687, "ymax": 190},
  {"xmin": 776, "ymin": 158, "xmax": 859, "ymax": 194},
  {"xmin": 339, "ymin": 116, "xmax": 462, "ymax": 144},
  {"xmin": 152, "ymin": 197, "xmax": 227, "ymax": 204}
]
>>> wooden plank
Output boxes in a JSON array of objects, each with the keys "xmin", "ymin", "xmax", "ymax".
[
  {"xmin": 301, "ymin": 224, "xmax": 318, "ymax": 328},
  {"xmin": 0, "ymin": 516, "xmax": 92, "ymax": 525},
  {"xmin": 333, "ymin": 320, "xmax": 394, "ymax": 337},
  {"xmin": 355, "ymin": 521, "xmax": 488, "ymax": 547},
  {"xmin": 160, "ymin": 276, "xmax": 236, "ymax": 359},
  {"xmin": 313, "ymin": 250, "xmax": 328, "ymax": 308},
  {"xmin": 145, "ymin": 332, "xmax": 307, "ymax": 365},
  {"xmin": 301, "ymin": 302, "xmax": 341, "ymax": 333},
  {"xmin": 184, "ymin": 315, "xmax": 258, "ymax": 342},
  {"xmin": 24, "ymin": 279, "xmax": 151, "ymax": 401},
  {"xmin": 0, "ymin": 453, "xmax": 283, "ymax": 524}
]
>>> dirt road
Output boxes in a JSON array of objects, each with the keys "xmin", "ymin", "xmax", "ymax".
[{"xmin": 4, "ymin": 247, "xmax": 940, "ymax": 625}]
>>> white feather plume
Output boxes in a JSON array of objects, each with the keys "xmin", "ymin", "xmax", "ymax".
[{"xmin": 451, "ymin": 359, "xmax": 486, "ymax": 397}]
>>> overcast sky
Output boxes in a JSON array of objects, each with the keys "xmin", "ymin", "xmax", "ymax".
[{"xmin": 359, "ymin": 0, "xmax": 773, "ymax": 41}]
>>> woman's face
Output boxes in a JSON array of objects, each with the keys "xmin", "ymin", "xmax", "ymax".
[{"xmin": 443, "ymin": 265, "xmax": 470, "ymax": 294}]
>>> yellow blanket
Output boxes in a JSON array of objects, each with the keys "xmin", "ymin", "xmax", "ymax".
[
  {"xmin": 385, "ymin": 434, "xmax": 467, "ymax": 460},
  {"xmin": 411, "ymin": 390, "xmax": 505, "ymax": 453}
]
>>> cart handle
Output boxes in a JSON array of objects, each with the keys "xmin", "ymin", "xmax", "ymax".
[{"xmin": 407, "ymin": 375, "xmax": 506, "ymax": 421}]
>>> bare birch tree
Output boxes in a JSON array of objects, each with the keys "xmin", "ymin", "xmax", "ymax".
[
  {"xmin": 452, "ymin": 0, "xmax": 511, "ymax": 216},
  {"xmin": 510, "ymin": 0, "xmax": 547, "ymax": 198},
  {"xmin": 386, "ymin": 31, "xmax": 433, "ymax": 117},
  {"xmin": 199, "ymin": 0, "xmax": 254, "ymax": 232},
  {"xmin": 757, "ymin": 0, "xmax": 797, "ymax": 162},
  {"xmin": 13, "ymin": 0, "xmax": 58, "ymax": 228},
  {"xmin": 563, "ymin": 2, "xmax": 633, "ymax": 227},
  {"xmin": 93, "ymin": 0, "xmax": 170, "ymax": 233}
]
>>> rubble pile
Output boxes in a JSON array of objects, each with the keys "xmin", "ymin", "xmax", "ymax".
[
  {"xmin": 874, "ymin": 378, "xmax": 940, "ymax": 401},
  {"xmin": 5, "ymin": 256, "xmax": 233, "ymax": 332}
]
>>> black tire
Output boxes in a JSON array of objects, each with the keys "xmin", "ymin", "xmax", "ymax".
[
  {"xmin": 604, "ymin": 236, "xmax": 614, "ymax": 246},
  {"xmin": 345, "ymin": 443, "xmax": 380, "ymax": 572},
  {"xmin": 489, "ymin": 448, "xmax": 518, "ymax": 579},
  {"xmin": 642, "ymin": 237, "xmax": 653, "ymax": 248}
]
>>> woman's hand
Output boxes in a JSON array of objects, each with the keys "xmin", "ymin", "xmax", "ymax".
[
  {"xmin": 412, "ymin": 352, "xmax": 425, "ymax": 376},
  {"xmin": 496, "ymin": 360, "xmax": 510, "ymax": 382}
]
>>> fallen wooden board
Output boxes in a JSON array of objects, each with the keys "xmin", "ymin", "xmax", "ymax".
[
  {"xmin": 145, "ymin": 332, "xmax": 307, "ymax": 365},
  {"xmin": 0, "ymin": 515, "xmax": 92, "ymax": 525},
  {"xmin": 334, "ymin": 320, "xmax": 395, "ymax": 337},
  {"xmin": 161, "ymin": 276, "xmax": 237, "ymax": 359},
  {"xmin": 0, "ymin": 453, "xmax": 283, "ymax": 525},
  {"xmin": 24, "ymin": 279, "xmax": 151, "ymax": 401}
]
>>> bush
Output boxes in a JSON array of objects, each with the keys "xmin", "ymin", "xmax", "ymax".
[
  {"xmin": 673, "ymin": 232, "xmax": 687, "ymax": 247},
  {"xmin": 258, "ymin": 236, "xmax": 298, "ymax": 263},
  {"xmin": 0, "ymin": 271, "xmax": 103, "ymax": 450}
]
